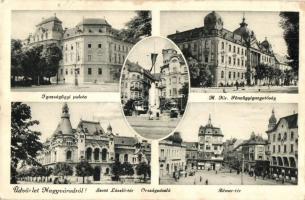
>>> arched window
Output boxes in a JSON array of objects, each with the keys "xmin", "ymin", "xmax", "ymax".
[
  {"xmin": 228, "ymin": 71, "xmax": 231, "ymax": 79},
  {"xmin": 105, "ymin": 168, "xmax": 110, "ymax": 174},
  {"xmin": 221, "ymin": 71, "xmax": 224, "ymax": 79},
  {"xmin": 66, "ymin": 150, "xmax": 72, "ymax": 160},
  {"xmin": 94, "ymin": 148, "xmax": 100, "ymax": 161},
  {"xmin": 124, "ymin": 154, "xmax": 128, "ymax": 162},
  {"xmin": 86, "ymin": 148, "xmax": 92, "ymax": 160},
  {"xmin": 138, "ymin": 154, "xmax": 142, "ymax": 162},
  {"xmin": 102, "ymin": 149, "xmax": 107, "ymax": 161}
]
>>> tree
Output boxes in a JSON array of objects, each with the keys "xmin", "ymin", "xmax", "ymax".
[
  {"xmin": 41, "ymin": 43, "xmax": 62, "ymax": 83},
  {"xmin": 136, "ymin": 162, "xmax": 151, "ymax": 182},
  {"xmin": 119, "ymin": 11, "xmax": 151, "ymax": 42},
  {"xmin": 76, "ymin": 160, "xmax": 94, "ymax": 184},
  {"xmin": 11, "ymin": 39, "xmax": 24, "ymax": 85},
  {"xmin": 11, "ymin": 102, "xmax": 43, "ymax": 183},
  {"xmin": 179, "ymin": 82, "xmax": 189, "ymax": 112},
  {"xmin": 123, "ymin": 99, "xmax": 135, "ymax": 116},
  {"xmin": 279, "ymin": 12, "xmax": 299, "ymax": 73},
  {"xmin": 186, "ymin": 57, "xmax": 213, "ymax": 87},
  {"xmin": 53, "ymin": 162, "xmax": 73, "ymax": 181},
  {"xmin": 111, "ymin": 160, "xmax": 123, "ymax": 181},
  {"xmin": 121, "ymin": 162, "xmax": 134, "ymax": 176}
]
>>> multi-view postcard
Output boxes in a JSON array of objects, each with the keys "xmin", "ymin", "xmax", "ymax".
[{"xmin": 0, "ymin": 2, "xmax": 304, "ymax": 200}]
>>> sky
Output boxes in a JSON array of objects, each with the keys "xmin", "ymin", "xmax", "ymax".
[
  {"xmin": 176, "ymin": 103, "xmax": 297, "ymax": 142},
  {"xmin": 127, "ymin": 36, "xmax": 182, "ymax": 73},
  {"xmin": 11, "ymin": 10, "xmax": 137, "ymax": 40},
  {"xmin": 160, "ymin": 11, "xmax": 289, "ymax": 56},
  {"xmin": 25, "ymin": 102, "xmax": 139, "ymax": 142}
]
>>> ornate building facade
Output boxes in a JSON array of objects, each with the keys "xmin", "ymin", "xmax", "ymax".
[
  {"xmin": 266, "ymin": 109, "xmax": 298, "ymax": 182},
  {"xmin": 23, "ymin": 14, "xmax": 134, "ymax": 84},
  {"xmin": 168, "ymin": 11, "xmax": 283, "ymax": 87},
  {"xmin": 197, "ymin": 114, "xmax": 224, "ymax": 170},
  {"xmin": 37, "ymin": 103, "xmax": 150, "ymax": 183}
]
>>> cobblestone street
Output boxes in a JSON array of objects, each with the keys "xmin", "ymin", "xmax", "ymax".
[{"xmin": 160, "ymin": 169, "xmax": 294, "ymax": 185}]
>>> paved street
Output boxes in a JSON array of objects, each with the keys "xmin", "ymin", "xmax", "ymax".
[
  {"xmin": 192, "ymin": 86, "xmax": 298, "ymax": 93},
  {"xmin": 126, "ymin": 116, "xmax": 180, "ymax": 139},
  {"xmin": 160, "ymin": 169, "xmax": 293, "ymax": 185},
  {"xmin": 11, "ymin": 83, "xmax": 119, "ymax": 92}
]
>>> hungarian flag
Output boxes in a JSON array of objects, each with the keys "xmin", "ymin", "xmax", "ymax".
[{"xmin": 150, "ymin": 53, "xmax": 158, "ymax": 72}]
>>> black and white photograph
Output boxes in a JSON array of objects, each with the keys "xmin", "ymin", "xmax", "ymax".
[
  {"xmin": 159, "ymin": 103, "xmax": 298, "ymax": 185},
  {"xmin": 120, "ymin": 36, "xmax": 190, "ymax": 140},
  {"xmin": 11, "ymin": 10, "xmax": 151, "ymax": 92},
  {"xmin": 161, "ymin": 11, "xmax": 299, "ymax": 93},
  {"xmin": 11, "ymin": 102, "xmax": 151, "ymax": 184}
]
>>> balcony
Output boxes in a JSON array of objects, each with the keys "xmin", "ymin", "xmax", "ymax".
[{"xmin": 159, "ymin": 157, "xmax": 167, "ymax": 162}]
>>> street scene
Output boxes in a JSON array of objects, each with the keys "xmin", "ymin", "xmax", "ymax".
[
  {"xmin": 121, "ymin": 36, "xmax": 189, "ymax": 140},
  {"xmin": 11, "ymin": 10, "xmax": 151, "ymax": 92},
  {"xmin": 11, "ymin": 102, "xmax": 151, "ymax": 184},
  {"xmin": 161, "ymin": 11, "xmax": 299, "ymax": 93},
  {"xmin": 159, "ymin": 103, "xmax": 298, "ymax": 185}
]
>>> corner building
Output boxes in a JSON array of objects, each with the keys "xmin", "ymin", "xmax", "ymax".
[
  {"xmin": 266, "ymin": 109, "xmax": 298, "ymax": 182},
  {"xmin": 168, "ymin": 11, "xmax": 277, "ymax": 86},
  {"xmin": 23, "ymin": 15, "xmax": 134, "ymax": 84},
  {"xmin": 37, "ymin": 103, "xmax": 150, "ymax": 183}
]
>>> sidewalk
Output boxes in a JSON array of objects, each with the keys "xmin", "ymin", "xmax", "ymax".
[{"xmin": 191, "ymin": 85, "xmax": 298, "ymax": 93}]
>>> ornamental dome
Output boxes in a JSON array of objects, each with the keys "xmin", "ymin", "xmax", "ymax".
[
  {"xmin": 261, "ymin": 38, "xmax": 272, "ymax": 51},
  {"xmin": 233, "ymin": 17, "xmax": 252, "ymax": 42},
  {"xmin": 204, "ymin": 11, "xmax": 223, "ymax": 30},
  {"xmin": 269, "ymin": 109, "xmax": 277, "ymax": 124}
]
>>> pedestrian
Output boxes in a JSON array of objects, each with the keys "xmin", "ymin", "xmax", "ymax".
[
  {"xmin": 200, "ymin": 176, "xmax": 202, "ymax": 182},
  {"xmin": 194, "ymin": 178, "xmax": 196, "ymax": 185},
  {"xmin": 215, "ymin": 170, "xmax": 217, "ymax": 174},
  {"xmin": 205, "ymin": 179, "xmax": 209, "ymax": 185}
]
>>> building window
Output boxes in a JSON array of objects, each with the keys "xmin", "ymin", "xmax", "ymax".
[
  {"xmin": 205, "ymin": 56, "xmax": 208, "ymax": 63},
  {"xmin": 66, "ymin": 151, "xmax": 72, "ymax": 160},
  {"xmin": 229, "ymin": 45, "xmax": 231, "ymax": 52},
  {"xmin": 273, "ymin": 134, "xmax": 275, "ymax": 142},
  {"xmin": 88, "ymin": 68, "xmax": 92, "ymax": 75},
  {"xmin": 233, "ymin": 46, "xmax": 236, "ymax": 53},
  {"xmin": 88, "ymin": 43, "xmax": 92, "ymax": 48},
  {"xmin": 221, "ymin": 56, "xmax": 224, "ymax": 63},
  {"xmin": 237, "ymin": 72, "xmax": 240, "ymax": 78},
  {"xmin": 98, "ymin": 44, "xmax": 102, "ymax": 48},
  {"xmin": 242, "ymin": 49, "xmax": 244, "ymax": 55},
  {"xmin": 221, "ymin": 71, "xmax": 224, "ymax": 78},
  {"xmin": 71, "ymin": 45, "xmax": 73, "ymax": 50},
  {"xmin": 102, "ymin": 149, "xmax": 107, "ymax": 161},
  {"xmin": 233, "ymin": 58, "xmax": 236, "ymax": 65},
  {"xmin": 237, "ymin": 47, "xmax": 240, "ymax": 54},
  {"xmin": 229, "ymin": 71, "xmax": 231, "ymax": 79},
  {"xmin": 221, "ymin": 42, "xmax": 224, "ymax": 49},
  {"xmin": 214, "ymin": 146, "xmax": 217, "ymax": 150},
  {"xmin": 278, "ymin": 133, "xmax": 281, "ymax": 141},
  {"xmin": 278, "ymin": 145, "xmax": 280, "ymax": 153},
  {"xmin": 88, "ymin": 55, "xmax": 92, "ymax": 61},
  {"xmin": 233, "ymin": 72, "xmax": 236, "ymax": 79},
  {"xmin": 98, "ymin": 68, "xmax": 102, "ymax": 75},
  {"xmin": 237, "ymin": 59, "xmax": 240, "ymax": 66},
  {"xmin": 284, "ymin": 145, "xmax": 287, "ymax": 153},
  {"xmin": 291, "ymin": 131, "xmax": 294, "ymax": 140},
  {"xmin": 65, "ymin": 69, "xmax": 68, "ymax": 75},
  {"xmin": 241, "ymin": 60, "xmax": 244, "ymax": 66},
  {"xmin": 229, "ymin": 57, "xmax": 231, "ymax": 65},
  {"xmin": 291, "ymin": 144, "xmax": 294, "ymax": 152},
  {"xmin": 94, "ymin": 148, "xmax": 100, "ymax": 161},
  {"xmin": 60, "ymin": 69, "xmax": 63, "ymax": 75},
  {"xmin": 124, "ymin": 154, "xmax": 128, "ymax": 162},
  {"xmin": 86, "ymin": 148, "xmax": 92, "ymax": 160},
  {"xmin": 273, "ymin": 145, "xmax": 275, "ymax": 153}
]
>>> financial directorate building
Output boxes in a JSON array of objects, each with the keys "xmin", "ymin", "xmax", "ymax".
[
  {"xmin": 168, "ymin": 11, "xmax": 288, "ymax": 86},
  {"xmin": 22, "ymin": 15, "xmax": 133, "ymax": 84},
  {"xmin": 36, "ymin": 103, "xmax": 150, "ymax": 182}
]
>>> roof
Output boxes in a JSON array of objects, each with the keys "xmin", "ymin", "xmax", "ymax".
[
  {"xmin": 274, "ymin": 53, "xmax": 290, "ymax": 65},
  {"xmin": 37, "ymin": 16, "xmax": 62, "ymax": 26},
  {"xmin": 77, "ymin": 120, "xmax": 105, "ymax": 135},
  {"xmin": 77, "ymin": 18, "xmax": 110, "ymax": 26},
  {"xmin": 184, "ymin": 142, "xmax": 198, "ymax": 150},
  {"xmin": 267, "ymin": 113, "xmax": 298, "ymax": 133},
  {"xmin": 125, "ymin": 59, "xmax": 155, "ymax": 80},
  {"xmin": 114, "ymin": 136, "xmax": 137, "ymax": 146}
]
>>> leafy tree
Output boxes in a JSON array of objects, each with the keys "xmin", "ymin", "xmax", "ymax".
[
  {"xmin": 11, "ymin": 39, "xmax": 24, "ymax": 84},
  {"xmin": 136, "ymin": 162, "xmax": 151, "ymax": 182},
  {"xmin": 76, "ymin": 160, "xmax": 94, "ymax": 184},
  {"xmin": 123, "ymin": 99, "xmax": 135, "ymax": 116},
  {"xmin": 11, "ymin": 102, "xmax": 43, "ymax": 183},
  {"xmin": 254, "ymin": 64, "xmax": 268, "ymax": 85},
  {"xmin": 121, "ymin": 162, "xmax": 134, "ymax": 176},
  {"xmin": 21, "ymin": 45, "xmax": 45, "ymax": 85},
  {"xmin": 186, "ymin": 57, "xmax": 213, "ymax": 87},
  {"xmin": 280, "ymin": 12, "xmax": 299, "ymax": 73},
  {"xmin": 119, "ymin": 11, "xmax": 151, "ymax": 42},
  {"xmin": 41, "ymin": 43, "xmax": 62, "ymax": 83},
  {"xmin": 111, "ymin": 160, "xmax": 123, "ymax": 181},
  {"xmin": 179, "ymin": 82, "xmax": 189, "ymax": 112},
  {"xmin": 53, "ymin": 162, "xmax": 73, "ymax": 180}
]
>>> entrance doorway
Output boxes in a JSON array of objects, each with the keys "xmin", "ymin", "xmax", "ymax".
[{"xmin": 93, "ymin": 166, "xmax": 101, "ymax": 181}]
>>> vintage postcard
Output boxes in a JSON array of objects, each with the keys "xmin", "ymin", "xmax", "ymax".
[{"xmin": 0, "ymin": 0, "xmax": 304, "ymax": 200}]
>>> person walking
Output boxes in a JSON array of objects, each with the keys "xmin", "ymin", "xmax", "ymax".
[
  {"xmin": 205, "ymin": 179, "xmax": 209, "ymax": 185},
  {"xmin": 200, "ymin": 176, "xmax": 202, "ymax": 183}
]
